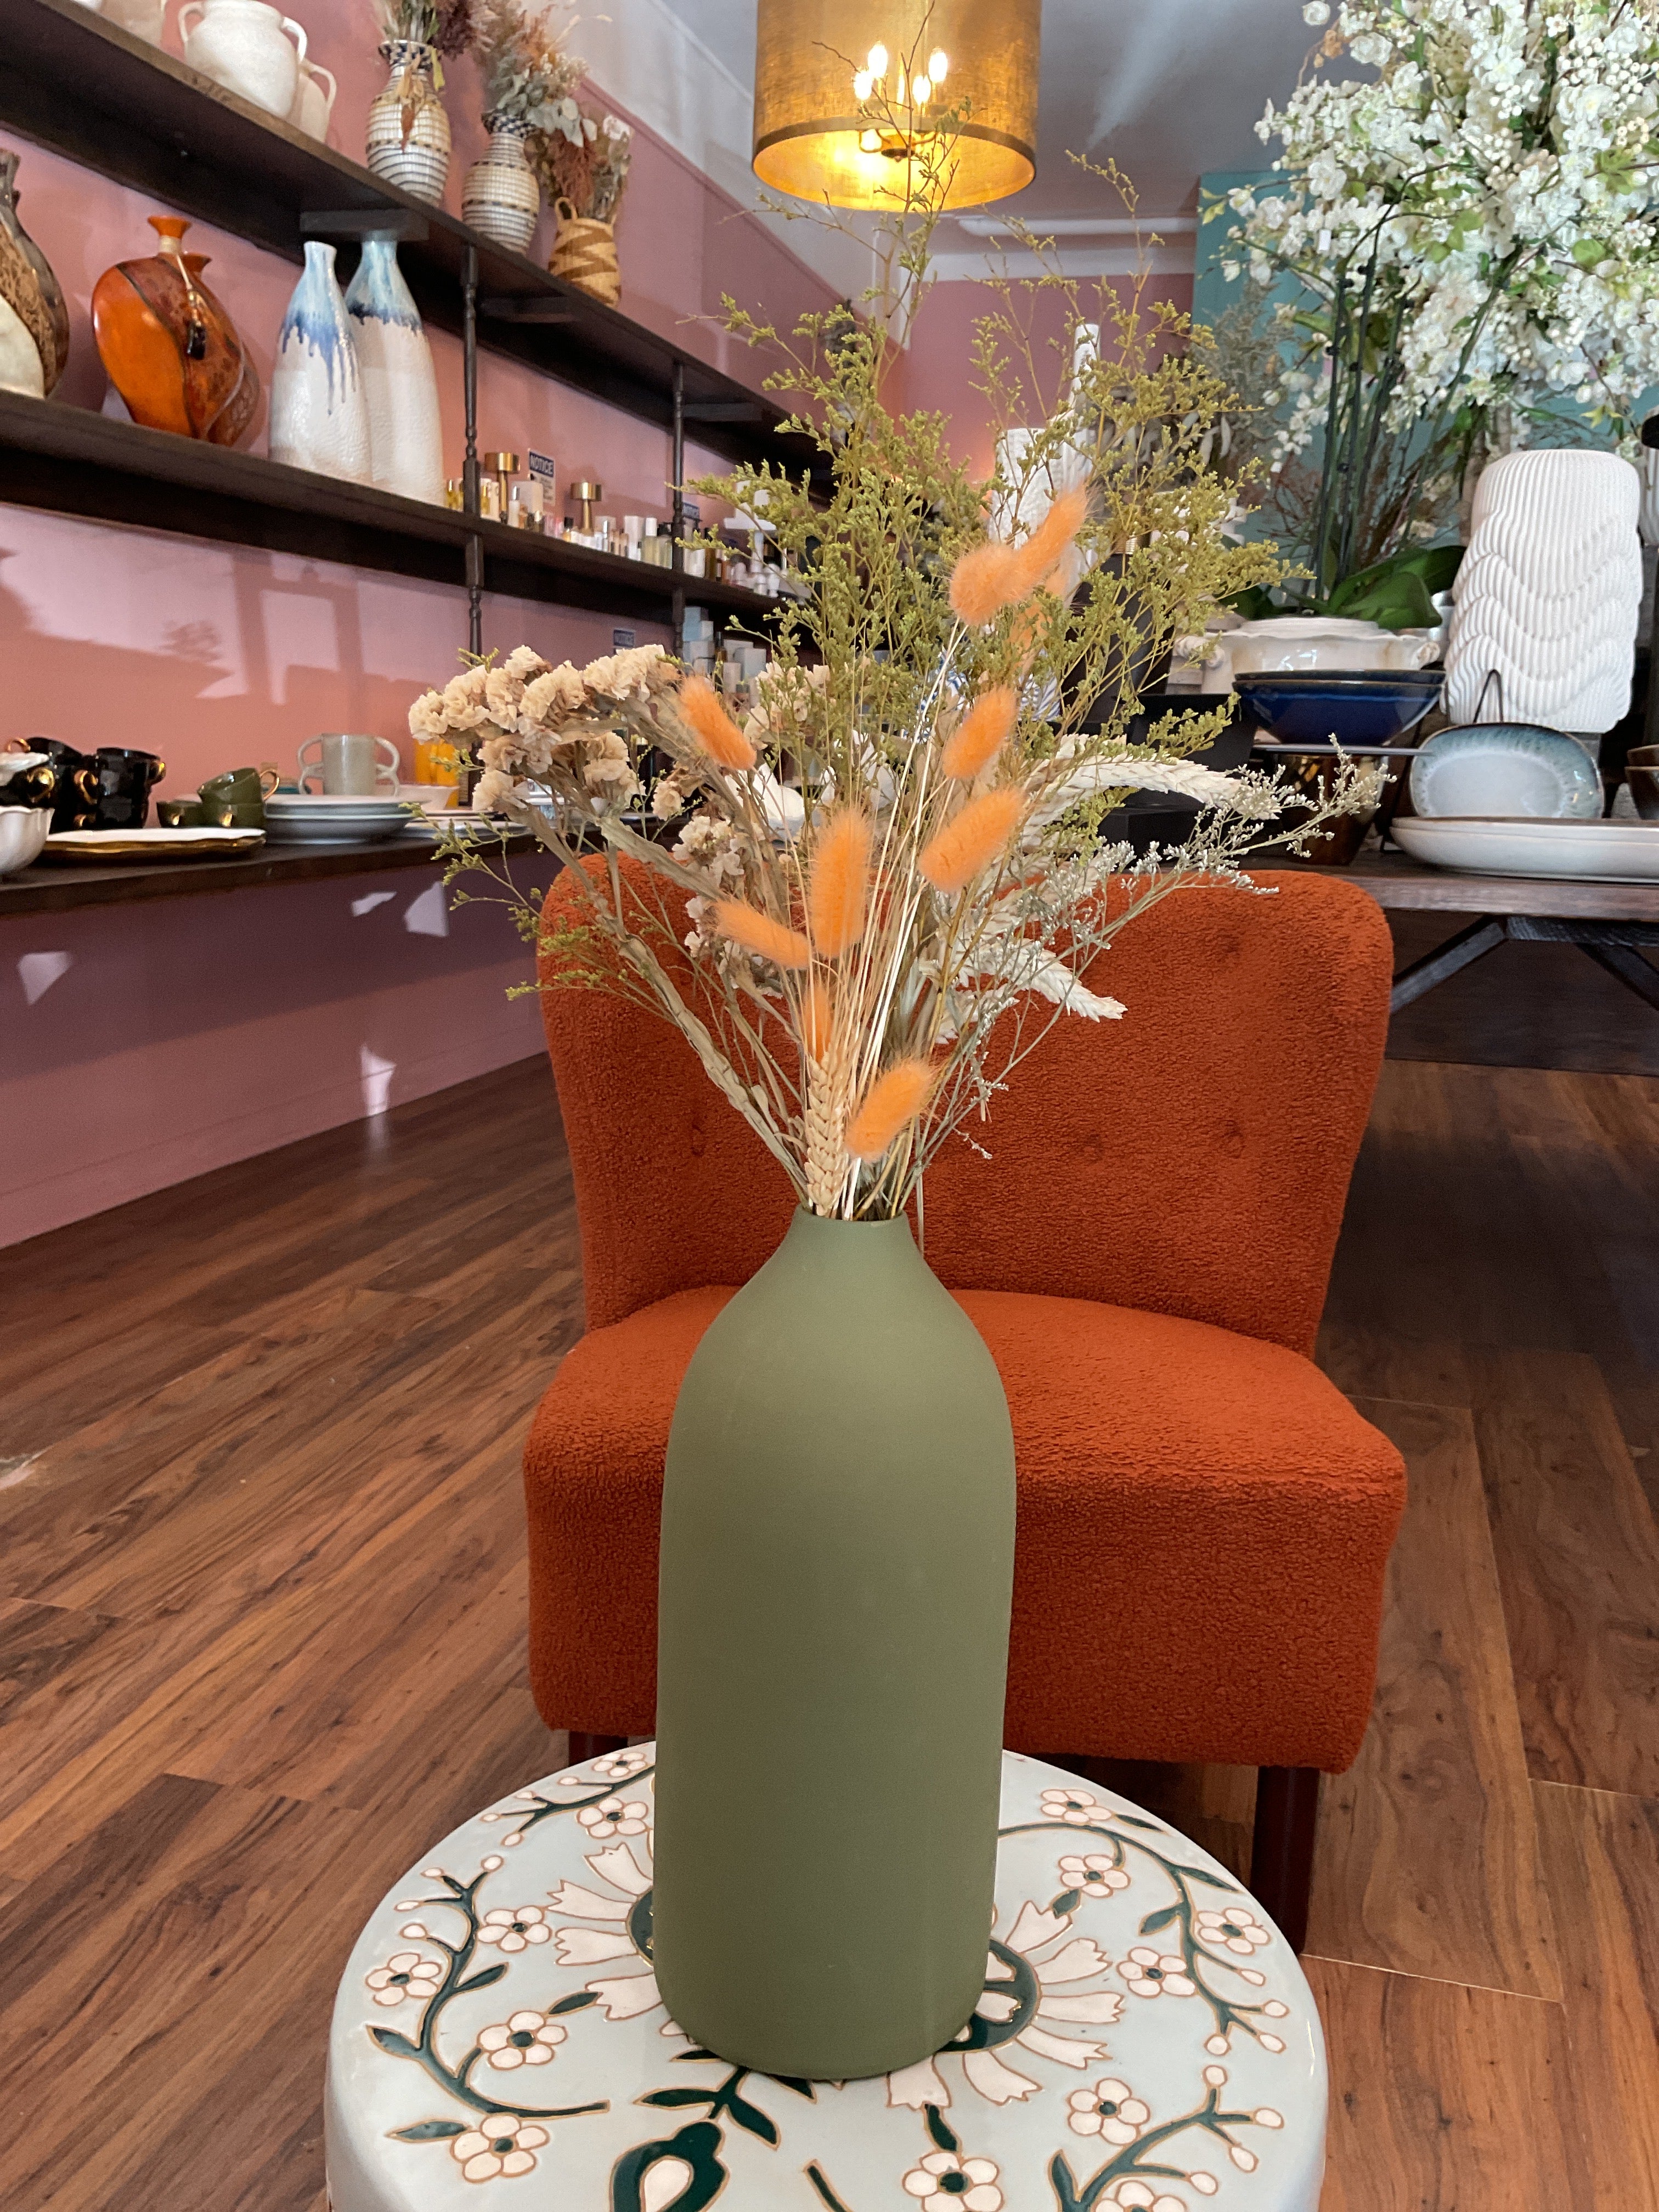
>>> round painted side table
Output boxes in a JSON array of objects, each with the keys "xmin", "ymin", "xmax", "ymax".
[{"xmin": 325, "ymin": 1748, "xmax": 1327, "ymax": 2211}]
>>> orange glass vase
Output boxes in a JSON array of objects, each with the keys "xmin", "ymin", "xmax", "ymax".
[{"xmin": 92, "ymin": 216, "xmax": 259, "ymax": 445}]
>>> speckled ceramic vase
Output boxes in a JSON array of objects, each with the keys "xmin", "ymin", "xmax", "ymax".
[
  {"xmin": 651, "ymin": 1207, "xmax": 1017, "ymax": 2081},
  {"xmin": 269, "ymin": 240, "xmax": 370, "ymax": 483},
  {"xmin": 343, "ymin": 234, "xmax": 443, "ymax": 504},
  {"xmin": 0, "ymin": 150, "xmax": 69, "ymax": 398},
  {"xmin": 461, "ymin": 116, "xmax": 540, "ymax": 251},
  {"xmin": 365, "ymin": 41, "xmax": 450, "ymax": 206}
]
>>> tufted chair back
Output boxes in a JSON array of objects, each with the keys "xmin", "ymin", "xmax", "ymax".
[{"xmin": 538, "ymin": 862, "xmax": 1392, "ymax": 1356}]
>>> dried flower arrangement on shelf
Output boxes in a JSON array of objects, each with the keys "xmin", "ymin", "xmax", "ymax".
[
  {"xmin": 471, "ymin": 0, "xmax": 586, "ymax": 132},
  {"xmin": 529, "ymin": 76, "xmax": 633, "ymax": 301},
  {"xmin": 373, "ymin": 0, "xmax": 474, "ymax": 71},
  {"xmin": 412, "ymin": 144, "xmax": 1379, "ymax": 1222}
]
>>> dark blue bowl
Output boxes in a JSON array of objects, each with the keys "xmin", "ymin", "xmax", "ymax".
[{"xmin": 1233, "ymin": 670, "xmax": 1443, "ymax": 748}]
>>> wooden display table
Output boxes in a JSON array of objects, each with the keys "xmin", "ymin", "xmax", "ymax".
[
  {"xmin": 1294, "ymin": 850, "xmax": 1659, "ymax": 1014},
  {"xmin": 325, "ymin": 1748, "xmax": 1327, "ymax": 2211}
]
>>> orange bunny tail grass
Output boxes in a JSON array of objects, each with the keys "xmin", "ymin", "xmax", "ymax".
[
  {"xmin": 949, "ymin": 539, "xmax": 1024, "ymax": 628},
  {"xmin": 679, "ymin": 674, "xmax": 757, "ymax": 769},
  {"xmin": 918, "ymin": 785, "xmax": 1028, "ymax": 894},
  {"xmin": 845, "ymin": 1058, "xmax": 936, "ymax": 1161},
  {"xmin": 1012, "ymin": 484, "xmax": 1089, "ymax": 591},
  {"xmin": 713, "ymin": 900, "xmax": 813, "ymax": 969},
  {"xmin": 799, "ymin": 979, "xmax": 835, "ymax": 1065},
  {"xmin": 807, "ymin": 806, "xmax": 872, "ymax": 956},
  {"xmin": 940, "ymin": 686, "xmax": 1017, "ymax": 780}
]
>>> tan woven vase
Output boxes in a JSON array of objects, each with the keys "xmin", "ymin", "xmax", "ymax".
[{"xmin": 549, "ymin": 199, "xmax": 620, "ymax": 306}]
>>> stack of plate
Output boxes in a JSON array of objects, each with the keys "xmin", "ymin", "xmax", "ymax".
[{"xmin": 263, "ymin": 793, "xmax": 413, "ymax": 846}]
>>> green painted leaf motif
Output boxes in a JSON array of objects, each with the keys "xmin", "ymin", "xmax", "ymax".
[
  {"xmin": 370, "ymin": 2027, "xmax": 420, "ymax": 2057},
  {"xmin": 459, "ymin": 1963, "xmax": 508, "ymax": 1992},
  {"xmin": 1137, "ymin": 1903, "xmax": 1182, "ymax": 1934},
  {"xmin": 806, "ymin": 2164, "xmax": 854, "ymax": 2212},
  {"xmin": 924, "ymin": 2104, "xmax": 961, "ymax": 2155},
  {"xmin": 551, "ymin": 1989, "xmax": 601, "ymax": 2015},
  {"xmin": 638, "ymin": 2089, "xmax": 712, "ymax": 2109},
  {"xmin": 769, "ymin": 2075, "xmax": 817, "ymax": 2100},
  {"xmin": 391, "ymin": 2118, "xmax": 468, "ymax": 2141},
  {"xmin": 1181, "ymin": 1866, "xmax": 1239, "ymax": 1890},
  {"xmin": 628, "ymin": 1889, "xmax": 656, "ymax": 1960},
  {"xmin": 1111, "ymin": 1815, "xmax": 1163, "ymax": 1831},
  {"xmin": 1048, "ymin": 2149, "xmax": 1084, "ymax": 2211},
  {"xmin": 725, "ymin": 2091, "xmax": 780, "ymax": 2146},
  {"xmin": 1049, "ymin": 1888, "xmax": 1082, "ymax": 1916},
  {"xmin": 611, "ymin": 2120, "xmax": 726, "ymax": 2212}
]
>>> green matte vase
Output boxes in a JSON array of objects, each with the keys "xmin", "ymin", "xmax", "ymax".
[{"xmin": 651, "ymin": 1207, "xmax": 1017, "ymax": 2080}]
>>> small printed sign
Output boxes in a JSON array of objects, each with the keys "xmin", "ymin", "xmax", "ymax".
[
  {"xmin": 527, "ymin": 450, "xmax": 557, "ymax": 485},
  {"xmin": 613, "ymin": 628, "xmax": 637, "ymax": 650}
]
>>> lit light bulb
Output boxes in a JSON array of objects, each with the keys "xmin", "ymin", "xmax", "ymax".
[
  {"xmin": 928, "ymin": 47, "xmax": 948, "ymax": 83},
  {"xmin": 912, "ymin": 72, "xmax": 932, "ymax": 103},
  {"xmin": 859, "ymin": 128, "xmax": 882, "ymax": 151},
  {"xmin": 853, "ymin": 69, "xmax": 873, "ymax": 98},
  {"xmin": 867, "ymin": 42, "xmax": 888, "ymax": 77}
]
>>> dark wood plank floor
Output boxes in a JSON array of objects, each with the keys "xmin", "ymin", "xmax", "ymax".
[{"xmin": 1, "ymin": 1051, "xmax": 1656, "ymax": 2210}]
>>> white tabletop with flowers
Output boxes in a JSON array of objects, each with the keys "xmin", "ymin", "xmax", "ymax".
[{"xmin": 325, "ymin": 1749, "xmax": 1325, "ymax": 2212}]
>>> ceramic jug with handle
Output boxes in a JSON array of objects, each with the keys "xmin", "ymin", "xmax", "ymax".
[
  {"xmin": 289, "ymin": 55, "xmax": 337, "ymax": 141},
  {"xmin": 180, "ymin": 0, "xmax": 306, "ymax": 120}
]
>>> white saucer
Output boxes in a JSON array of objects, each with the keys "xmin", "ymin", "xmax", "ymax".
[{"xmin": 1392, "ymin": 815, "xmax": 1659, "ymax": 881}]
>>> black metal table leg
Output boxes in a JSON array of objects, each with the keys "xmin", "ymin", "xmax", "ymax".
[{"xmin": 1390, "ymin": 916, "xmax": 1507, "ymax": 1013}]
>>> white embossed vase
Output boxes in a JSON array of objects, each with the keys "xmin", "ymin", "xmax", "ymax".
[
  {"xmin": 461, "ymin": 116, "xmax": 540, "ymax": 251},
  {"xmin": 270, "ymin": 241, "xmax": 370, "ymax": 483},
  {"xmin": 343, "ymin": 235, "xmax": 443, "ymax": 505},
  {"xmin": 1446, "ymin": 448, "xmax": 1642, "ymax": 734},
  {"xmin": 365, "ymin": 41, "xmax": 451, "ymax": 206}
]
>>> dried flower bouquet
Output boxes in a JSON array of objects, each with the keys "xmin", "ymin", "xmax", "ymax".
[
  {"xmin": 415, "ymin": 165, "xmax": 1379, "ymax": 1222},
  {"xmin": 472, "ymin": 0, "xmax": 586, "ymax": 135}
]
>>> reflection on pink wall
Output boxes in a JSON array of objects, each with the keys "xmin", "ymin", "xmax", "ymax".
[
  {"xmin": 890, "ymin": 274, "xmax": 1198, "ymax": 482},
  {"xmin": 2, "ymin": 860, "xmax": 550, "ymax": 1249}
]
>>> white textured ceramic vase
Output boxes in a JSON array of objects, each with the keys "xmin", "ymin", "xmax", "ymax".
[
  {"xmin": 1446, "ymin": 448, "xmax": 1641, "ymax": 733},
  {"xmin": 365, "ymin": 42, "xmax": 450, "ymax": 206},
  {"xmin": 343, "ymin": 235, "xmax": 443, "ymax": 505},
  {"xmin": 461, "ymin": 117, "xmax": 541, "ymax": 251},
  {"xmin": 270, "ymin": 241, "xmax": 371, "ymax": 484}
]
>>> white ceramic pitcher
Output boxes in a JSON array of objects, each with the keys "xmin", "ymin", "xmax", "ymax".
[{"xmin": 180, "ymin": 0, "xmax": 307, "ymax": 120}]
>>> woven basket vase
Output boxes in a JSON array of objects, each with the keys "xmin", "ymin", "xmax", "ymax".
[{"xmin": 549, "ymin": 199, "xmax": 619, "ymax": 306}]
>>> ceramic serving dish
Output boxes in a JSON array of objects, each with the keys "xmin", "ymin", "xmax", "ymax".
[
  {"xmin": 1179, "ymin": 614, "xmax": 1442, "ymax": 692},
  {"xmin": 1391, "ymin": 815, "xmax": 1659, "ymax": 882},
  {"xmin": 42, "ymin": 827, "xmax": 266, "ymax": 860},
  {"xmin": 0, "ymin": 806, "xmax": 52, "ymax": 875},
  {"xmin": 1233, "ymin": 670, "xmax": 1443, "ymax": 749},
  {"xmin": 1409, "ymin": 723, "xmax": 1601, "ymax": 820}
]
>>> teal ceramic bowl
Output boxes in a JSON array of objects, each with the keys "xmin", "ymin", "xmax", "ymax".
[{"xmin": 1409, "ymin": 723, "xmax": 1602, "ymax": 820}]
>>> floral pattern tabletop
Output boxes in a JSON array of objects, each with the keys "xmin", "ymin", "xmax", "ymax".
[{"xmin": 325, "ymin": 1749, "xmax": 1326, "ymax": 2211}]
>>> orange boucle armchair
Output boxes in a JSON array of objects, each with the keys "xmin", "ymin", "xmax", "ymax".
[{"xmin": 523, "ymin": 866, "xmax": 1407, "ymax": 1947}]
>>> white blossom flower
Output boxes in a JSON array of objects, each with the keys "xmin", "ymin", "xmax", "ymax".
[
  {"xmin": 478, "ymin": 2010, "xmax": 567, "ymax": 2069},
  {"xmin": 576, "ymin": 1796, "xmax": 649, "ymax": 1840},
  {"xmin": 364, "ymin": 1950, "xmax": 444, "ymax": 2006},
  {"xmin": 1058, "ymin": 1853, "xmax": 1130, "ymax": 1899},
  {"xmin": 475, "ymin": 1905, "xmax": 552, "ymax": 1954},
  {"xmin": 449, "ymin": 2113, "xmax": 549, "ymax": 2182},
  {"xmin": 546, "ymin": 1836, "xmax": 687, "ymax": 2039},
  {"xmin": 902, "ymin": 2151, "xmax": 1003, "ymax": 2211},
  {"xmin": 1195, "ymin": 1906, "xmax": 1272, "ymax": 1958},
  {"xmin": 1118, "ymin": 1946, "xmax": 1197, "ymax": 1999},
  {"xmin": 589, "ymin": 1747, "xmax": 653, "ymax": 1780},
  {"xmin": 1039, "ymin": 1787, "xmax": 1099, "ymax": 1827},
  {"xmin": 1066, "ymin": 2078, "xmax": 1150, "ymax": 2142},
  {"xmin": 1113, "ymin": 2185, "xmax": 1187, "ymax": 2211}
]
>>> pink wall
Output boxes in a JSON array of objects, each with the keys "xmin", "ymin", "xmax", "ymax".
[
  {"xmin": 891, "ymin": 273, "xmax": 1197, "ymax": 481},
  {"xmin": 1, "ymin": 4, "xmax": 843, "ymax": 1248}
]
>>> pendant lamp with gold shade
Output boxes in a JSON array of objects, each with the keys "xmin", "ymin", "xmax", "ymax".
[{"xmin": 752, "ymin": 0, "xmax": 1040, "ymax": 212}]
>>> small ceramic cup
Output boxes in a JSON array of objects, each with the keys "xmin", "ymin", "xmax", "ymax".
[
  {"xmin": 197, "ymin": 763, "xmax": 277, "ymax": 827},
  {"xmin": 298, "ymin": 733, "xmax": 400, "ymax": 796},
  {"xmin": 157, "ymin": 798, "xmax": 206, "ymax": 828},
  {"xmin": 94, "ymin": 746, "xmax": 166, "ymax": 831}
]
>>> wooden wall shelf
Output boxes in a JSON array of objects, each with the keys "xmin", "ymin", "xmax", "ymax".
[
  {"xmin": 0, "ymin": 390, "xmax": 789, "ymax": 628},
  {"xmin": 0, "ymin": 0, "xmax": 825, "ymax": 489}
]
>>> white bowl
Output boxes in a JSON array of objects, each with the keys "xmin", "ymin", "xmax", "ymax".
[
  {"xmin": 0, "ymin": 751, "xmax": 49, "ymax": 788},
  {"xmin": 0, "ymin": 806, "xmax": 52, "ymax": 875},
  {"xmin": 1392, "ymin": 815, "xmax": 1659, "ymax": 881}
]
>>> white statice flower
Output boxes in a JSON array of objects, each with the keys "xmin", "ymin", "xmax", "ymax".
[
  {"xmin": 521, "ymin": 663, "xmax": 589, "ymax": 727},
  {"xmin": 581, "ymin": 642, "xmax": 669, "ymax": 701}
]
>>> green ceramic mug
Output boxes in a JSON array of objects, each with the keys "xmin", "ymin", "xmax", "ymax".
[{"xmin": 195, "ymin": 765, "xmax": 275, "ymax": 828}]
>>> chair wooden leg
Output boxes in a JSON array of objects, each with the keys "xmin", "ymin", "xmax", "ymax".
[
  {"xmin": 1249, "ymin": 1765, "xmax": 1321, "ymax": 1952},
  {"xmin": 566, "ymin": 1732, "xmax": 627, "ymax": 1763}
]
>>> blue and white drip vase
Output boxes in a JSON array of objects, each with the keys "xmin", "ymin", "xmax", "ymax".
[
  {"xmin": 270, "ymin": 240, "xmax": 371, "ymax": 483},
  {"xmin": 343, "ymin": 234, "xmax": 444, "ymax": 505}
]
